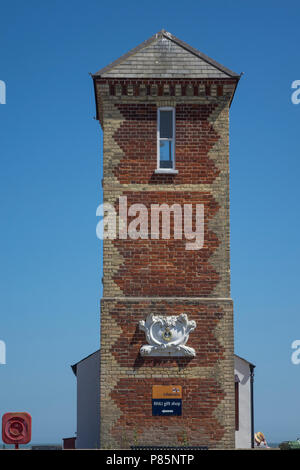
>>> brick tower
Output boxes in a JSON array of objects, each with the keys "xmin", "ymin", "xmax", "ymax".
[{"xmin": 92, "ymin": 30, "xmax": 240, "ymax": 449}]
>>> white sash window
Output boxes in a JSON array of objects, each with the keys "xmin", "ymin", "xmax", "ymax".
[{"xmin": 156, "ymin": 107, "xmax": 177, "ymax": 174}]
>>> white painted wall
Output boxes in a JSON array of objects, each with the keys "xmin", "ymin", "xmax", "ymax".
[
  {"xmin": 234, "ymin": 355, "xmax": 252, "ymax": 449},
  {"xmin": 75, "ymin": 351, "xmax": 100, "ymax": 449}
]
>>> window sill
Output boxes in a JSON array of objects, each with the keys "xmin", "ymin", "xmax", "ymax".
[{"xmin": 154, "ymin": 169, "xmax": 178, "ymax": 175}]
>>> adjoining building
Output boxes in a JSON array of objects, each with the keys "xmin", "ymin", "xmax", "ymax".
[
  {"xmin": 234, "ymin": 355, "xmax": 255, "ymax": 448},
  {"xmin": 71, "ymin": 351, "xmax": 255, "ymax": 449},
  {"xmin": 71, "ymin": 351, "xmax": 100, "ymax": 450}
]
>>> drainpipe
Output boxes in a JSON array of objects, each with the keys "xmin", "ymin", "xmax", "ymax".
[{"xmin": 250, "ymin": 364, "xmax": 255, "ymax": 448}]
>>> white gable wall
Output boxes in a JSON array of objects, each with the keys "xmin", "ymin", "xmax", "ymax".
[{"xmin": 75, "ymin": 351, "xmax": 100, "ymax": 449}]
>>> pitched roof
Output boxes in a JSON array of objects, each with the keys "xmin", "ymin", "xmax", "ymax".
[
  {"xmin": 235, "ymin": 354, "xmax": 256, "ymax": 368},
  {"xmin": 93, "ymin": 30, "xmax": 240, "ymax": 79},
  {"xmin": 71, "ymin": 349, "xmax": 100, "ymax": 376}
]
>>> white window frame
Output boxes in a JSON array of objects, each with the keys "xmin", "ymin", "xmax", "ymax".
[{"xmin": 155, "ymin": 107, "xmax": 178, "ymax": 174}]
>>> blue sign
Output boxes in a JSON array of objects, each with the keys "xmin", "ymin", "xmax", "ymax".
[{"xmin": 152, "ymin": 399, "xmax": 182, "ymax": 416}]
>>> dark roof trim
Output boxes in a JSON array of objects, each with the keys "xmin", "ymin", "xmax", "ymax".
[
  {"xmin": 92, "ymin": 30, "xmax": 240, "ymax": 79},
  {"xmin": 229, "ymin": 74, "xmax": 241, "ymax": 107},
  {"xmin": 92, "ymin": 75, "xmax": 99, "ymax": 121},
  {"xmin": 71, "ymin": 349, "xmax": 100, "ymax": 376}
]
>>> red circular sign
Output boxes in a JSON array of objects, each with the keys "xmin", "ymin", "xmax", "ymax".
[{"xmin": 2, "ymin": 413, "xmax": 32, "ymax": 445}]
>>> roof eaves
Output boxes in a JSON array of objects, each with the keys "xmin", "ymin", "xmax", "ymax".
[{"xmin": 229, "ymin": 73, "xmax": 241, "ymax": 107}]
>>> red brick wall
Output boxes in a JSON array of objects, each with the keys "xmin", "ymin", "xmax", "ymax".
[
  {"xmin": 100, "ymin": 298, "xmax": 234, "ymax": 448},
  {"xmin": 113, "ymin": 102, "xmax": 220, "ymax": 184},
  {"xmin": 98, "ymin": 77, "xmax": 236, "ymax": 449},
  {"xmin": 108, "ymin": 300, "xmax": 227, "ymax": 449},
  {"xmin": 113, "ymin": 191, "xmax": 220, "ymax": 297},
  {"xmin": 110, "ymin": 301, "xmax": 225, "ymax": 369},
  {"xmin": 111, "ymin": 377, "xmax": 225, "ymax": 446}
]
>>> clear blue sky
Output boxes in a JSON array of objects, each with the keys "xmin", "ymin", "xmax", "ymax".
[{"xmin": 1, "ymin": 0, "xmax": 300, "ymax": 445}]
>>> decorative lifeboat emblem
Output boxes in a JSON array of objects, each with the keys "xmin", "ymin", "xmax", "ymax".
[
  {"xmin": 139, "ymin": 313, "xmax": 196, "ymax": 357},
  {"xmin": 162, "ymin": 327, "xmax": 172, "ymax": 342}
]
